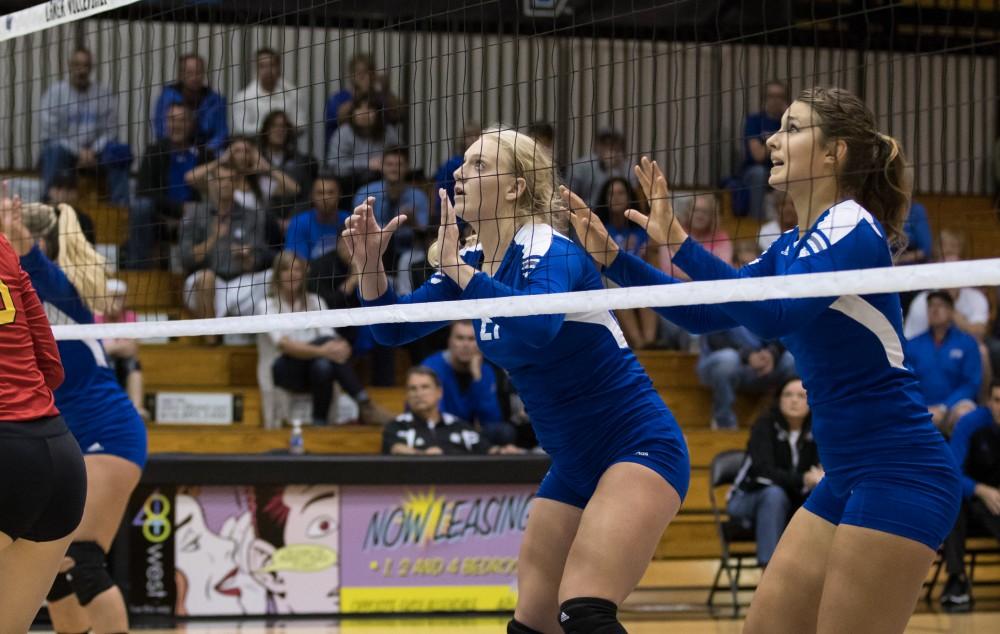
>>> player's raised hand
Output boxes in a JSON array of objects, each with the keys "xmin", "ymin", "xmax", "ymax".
[
  {"xmin": 630, "ymin": 157, "xmax": 687, "ymax": 247},
  {"xmin": 561, "ymin": 185, "xmax": 620, "ymax": 267},
  {"xmin": 342, "ymin": 196, "xmax": 406, "ymax": 274}
]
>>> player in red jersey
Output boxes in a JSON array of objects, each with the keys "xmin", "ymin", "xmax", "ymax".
[{"xmin": 0, "ymin": 183, "xmax": 87, "ymax": 634}]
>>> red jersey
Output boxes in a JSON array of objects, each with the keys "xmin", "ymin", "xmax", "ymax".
[{"xmin": 0, "ymin": 233, "xmax": 62, "ymax": 421}]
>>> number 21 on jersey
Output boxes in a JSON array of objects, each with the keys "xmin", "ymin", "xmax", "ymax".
[
  {"xmin": 480, "ymin": 317, "xmax": 500, "ymax": 341},
  {"xmin": 0, "ymin": 279, "xmax": 15, "ymax": 325}
]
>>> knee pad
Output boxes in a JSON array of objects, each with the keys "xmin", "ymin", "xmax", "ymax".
[
  {"xmin": 65, "ymin": 541, "xmax": 115, "ymax": 606},
  {"xmin": 46, "ymin": 570, "xmax": 74, "ymax": 602},
  {"xmin": 558, "ymin": 597, "xmax": 626, "ymax": 634},
  {"xmin": 508, "ymin": 618, "xmax": 546, "ymax": 634}
]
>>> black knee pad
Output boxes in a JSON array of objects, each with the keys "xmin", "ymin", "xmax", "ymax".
[
  {"xmin": 558, "ymin": 597, "xmax": 626, "ymax": 634},
  {"xmin": 65, "ymin": 541, "xmax": 115, "ymax": 606},
  {"xmin": 46, "ymin": 571, "xmax": 74, "ymax": 602},
  {"xmin": 508, "ymin": 618, "xmax": 546, "ymax": 634}
]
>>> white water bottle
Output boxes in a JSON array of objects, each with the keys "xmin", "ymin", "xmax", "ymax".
[{"xmin": 289, "ymin": 419, "xmax": 305, "ymax": 455}]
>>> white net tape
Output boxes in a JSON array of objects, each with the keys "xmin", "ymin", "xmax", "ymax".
[{"xmin": 52, "ymin": 258, "xmax": 1000, "ymax": 340}]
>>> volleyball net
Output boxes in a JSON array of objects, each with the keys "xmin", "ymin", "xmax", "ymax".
[{"xmin": 0, "ymin": 0, "xmax": 995, "ymax": 341}]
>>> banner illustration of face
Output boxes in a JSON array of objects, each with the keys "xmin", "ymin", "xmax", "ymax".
[{"xmin": 248, "ymin": 484, "xmax": 341, "ymax": 613}]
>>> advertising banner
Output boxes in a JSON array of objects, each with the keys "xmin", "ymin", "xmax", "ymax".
[{"xmin": 126, "ymin": 483, "xmax": 536, "ymax": 616}]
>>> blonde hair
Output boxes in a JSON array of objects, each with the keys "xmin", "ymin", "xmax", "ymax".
[
  {"xmin": 480, "ymin": 124, "xmax": 568, "ymax": 232},
  {"xmin": 21, "ymin": 203, "xmax": 110, "ymax": 314}
]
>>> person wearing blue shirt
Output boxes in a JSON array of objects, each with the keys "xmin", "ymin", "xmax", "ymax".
[
  {"xmin": 346, "ymin": 128, "xmax": 695, "ymax": 634},
  {"xmin": 939, "ymin": 382, "xmax": 1000, "ymax": 610},
  {"xmin": 568, "ymin": 87, "xmax": 961, "ymax": 633},
  {"xmin": 285, "ymin": 174, "xmax": 351, "ymax": 261},
  {"xmin": 898, "ymin": 201, "xmax": 932, "ymax": 265},
  {"xmin": 10, "ymin": 203, "xmax": 147, "ymax": 634},
  {"xmin": 352, "ymin": 147, "xmax": 429, "ymax": 270},
  {"xmin": 421, "ymin": 320, "xmax": 516, "ymax": 445},
  {"xmin": 905, "ymin": 290, "xmax": 982, "ymax": 433},
  {"xmin": 151, "ymin": 54, "xmax": 229, "ymax": 155},
  {"xmin": 732, "ymin": 81, "xmax": 787, "ymax": 220}
]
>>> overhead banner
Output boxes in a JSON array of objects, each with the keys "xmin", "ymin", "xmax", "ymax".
[
  {"xmin": 127, "ymin": 483, "xmax": 536, "ymax": 616},
  {"xmin": 0, "ymin": 1, "xmax": 144, "ymax": 42}
]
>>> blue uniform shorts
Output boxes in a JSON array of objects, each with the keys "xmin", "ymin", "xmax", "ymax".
[
  {"xmin": 68, "ymin": 409, "xmax": 148, "ymax": 469},
  {"xmin": 537, "ymin": 433, "xmax": 690, "ymax": 510},
  {"xmin": 803, "ymin": 449, "xmax": 961, "ymax": 550}
]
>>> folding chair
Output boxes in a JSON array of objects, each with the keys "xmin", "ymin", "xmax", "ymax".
[{"xmin": 707, "ymin": 449, "xmax": 759, "ymax": 615}]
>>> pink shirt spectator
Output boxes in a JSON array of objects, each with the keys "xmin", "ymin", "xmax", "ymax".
[{"xmin": 658, "ymin": 230, "xmax": 732, "ymax": 280}]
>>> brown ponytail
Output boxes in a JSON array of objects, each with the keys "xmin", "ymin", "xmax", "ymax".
[{"xmin": 798, "ymin": 87, "xmax": 912, "ymax": 247}]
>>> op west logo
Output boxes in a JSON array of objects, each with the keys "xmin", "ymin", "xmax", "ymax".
[
  {"xmin": 135, "ymin": 491, "xmax": 172, "ymax": 543},
  {"xmin": 128, "ymin": 488, "xmax": 177, "ymax": 615}
]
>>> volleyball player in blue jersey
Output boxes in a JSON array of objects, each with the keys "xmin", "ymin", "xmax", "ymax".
[
  {"xmin": 6, "ymin": 202, "xmax": 146, "ymax": 634},
  {"xmin": 344, "ymin": 127, "xmax": 703, "ymax": 634},
  {"xmin": 568, "ymin": 87, "xmax": 961, "ymax": 633}
]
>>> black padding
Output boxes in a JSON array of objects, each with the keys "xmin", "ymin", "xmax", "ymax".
[
  {"xmin": 508, "ymin": 618, "xmax": 546, "ymax": 634},
  {"xmin": 46, "ymin": 571, "xmax": 74, "ymax": 602},
  {"xmin": 558, "ymin": 597, "xmax": 626, "ymax": 634},
  {"xmin": 65, "ymin": 541, "xmax": 115, "ymax": 606}
]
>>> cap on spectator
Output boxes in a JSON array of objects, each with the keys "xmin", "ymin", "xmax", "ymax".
[
  {"xmin": 106, "ymin": 278, "xmax": 128, "ymax": 296},
  {"xmin": 926, "ymin": 289, "xmax": 954, "ymax": 307}
]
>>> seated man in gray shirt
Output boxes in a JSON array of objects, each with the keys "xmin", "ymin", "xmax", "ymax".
[{"xmin": 181, "ymin": 174, "xmax": 276, "ymax": 321}]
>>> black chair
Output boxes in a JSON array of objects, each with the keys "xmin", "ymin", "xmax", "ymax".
[{"xmin": 707, "ymin": 449, "xmax": 759, "ymax": 615}]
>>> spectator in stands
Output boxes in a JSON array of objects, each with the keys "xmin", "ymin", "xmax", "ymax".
[
  {"xmin": 326, "ymin": 94, "xmax": 402, "ymax": 191},
  {"xmin": 124, "ymin": 103, "xmax": 211, "ymax": 270},
  {"xmin": 382, "ymin": 367, "xmax": 518, "ymax": 455},
  {"xmin": 697, "ymin": 325, "xmax": 796, "ymax": 430},
  {"xmin": 152, "ymin": 53, "xmax": 228, "ymax": 154},
  {"xmin": 905, "ymin": 229, "xmax": 990, "ymax": 341},
  {"xmin": 324, "ymin": 53, "xmax": 404, "ymax": 149},
  {"xmin": 433, "ymin": 121, "xmax": 482, "ymax": 216},
  {"xmin": 40, "ymin": 47, "xmax": 131, "ymax": 206},
  {"xmin": 731, "ymin": 80, "xmax": 787, "ymax": 220},
  {"xmin": 906, "ymin": 290, "xmax": 982, "ymax": 433},
  {"xmin": 565, "ymin": 128, "xmax": 634, "ymax": 208},
  {"xmin": 526, "ymin": 121, "xmax": 555, "ymax": 152},
  {"xmin": 180, "ymin": 172, "xmax": 276, "ymax": 323},
  {"xmin": 285, "ymin": 173, "xmax": 350, "ymax": 262},
  {"xmin": 259, "ymin": 110, "xmax": 317, "ymax": 220},
  {"xmin": 96, "ymin": 279, "xmax": 149, "ymax": 421},
  {"xmin": 757, "ymin": 190, "xmax": 798, "ymax": 252},
  {"xmin": 186, "ymin": 136, "xmax": 300, "ymax": 214},
  {"xmin": 257, "ymin": 251, "xmax": 388, "ymax": 425},
  {"xmin": 659, "ymin": 193, "xmax": 732, "ymax": 280},
  {"xmin": 421, "ymin": 321, "xmax": 517, "ymax": 445},
  {"xmin": 897, "ymin": 200, "xmax": 933, "ymax": 265},
  {"xmin": 352, "ymin": 146, "xmax": 429, "ymax": 265},
  {"xmin": 939, "ymin": 379, "xmax": 1000, "ymax": 610},
  {"xmin": 728, "ymin": 377, "xmax": 822, "ymax": 567},
  {"xmin": 43, "ymin": 171, "xmax": 97, "ymax": 246},
  {"xmin": 232, "ymin": 48, "xmax": 308, "ymax": 137},
  {"xmin": 595, "ymin": 176, "xmax": 657, "ymax": 349}
]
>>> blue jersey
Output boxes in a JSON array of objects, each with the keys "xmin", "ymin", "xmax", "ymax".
[
  {"xmin": 905, "ymin": 325, "xmax": 982, "ymax": 408},
  {"xmin": 949, "ymin": 407, "xmax": 996, "ymax": 499},
  {"xmin": 609, "ymin": 200, "xmax": 943, "ymax": 466},
  {"xmin": 363, "ymin": 223, "xmax": 688, "ymax": 490},
  {"xmin": 20, "ymin": 245, "xmax": 147, "ymax": 466}
]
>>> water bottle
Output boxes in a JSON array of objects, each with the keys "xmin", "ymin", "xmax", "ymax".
[{"xmin": 289, "ymin": 419, "xmax": 305, "ymax": 455}]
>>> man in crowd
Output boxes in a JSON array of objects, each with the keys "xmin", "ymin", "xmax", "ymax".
[
  {"xmin": 421, "ymin": 321, "xmax": 516, "ymax": 445},
  {"xmin": 382, "ymin": 367, "xmax": 519, "ymax": 456},
  {"xmin": 231, "ymin": 47, "xmax": 308, "ymax": 137},
  {"xmin": 285, "ymin": 173, "xmax": 350, "ymax": 262},
  {"xmin": 906, "ymin": 290, "xmax": 982, "ymax": 433},
  {"xmin": 40, "ymin": 47, "xmax": 131, "ymax": 206},
  {"xmin": 565, "ymin": 128, "xmax": 634, "ymax": 208},
  {"xmin": 152, "ymin": 53, "xmax": 228, "ymax": 154},
  {"xmin": 732, "ymin": 80, "xmax": 788, "ymax": 219}
]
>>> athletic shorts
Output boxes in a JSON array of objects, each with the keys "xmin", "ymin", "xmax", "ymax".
[
  {"xmin": 0, "ymin": 416, "xmax": 87, "ymax": 542},
  {"xmin": 803, "ymin": 446, "xmax": 962, "ymax": 550},
  {"xmin": 536, "ymin": 432, "xmax": 690, "ymax": 510},
  {"xmin": 68, "ymin": 409, "xmax": 148, "ymax": 469}
]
